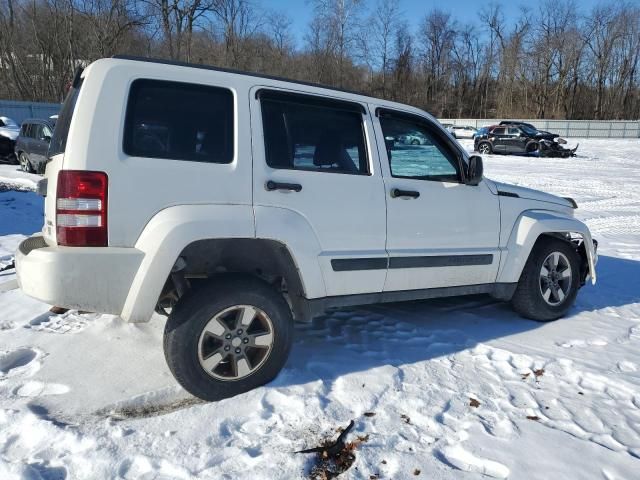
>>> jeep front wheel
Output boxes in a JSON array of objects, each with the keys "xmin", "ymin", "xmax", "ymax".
[
  {"xmin": 511, "ymin": 238, "xmax": 580, "ymax": 321},
  {"xmin": 163, "ymin": 276, "xmax": 293, "ymax": 401}
]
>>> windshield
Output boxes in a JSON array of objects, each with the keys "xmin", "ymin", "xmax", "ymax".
[
  {"xmin": 519, "ymin": 125, "xmax": 538, "ymax": 135},
  {"xmin": 49, "ymin": 77, "xmax": 83, "ymax": 157}
]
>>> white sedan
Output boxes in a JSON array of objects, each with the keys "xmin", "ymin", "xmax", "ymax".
[{"xmin": 448, "ymin": 125, "xmax": 477, "ymax": 139}]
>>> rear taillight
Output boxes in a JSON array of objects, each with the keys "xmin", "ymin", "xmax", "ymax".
[{"xmin": 56, "ymin": 170, "xmax": 108, "ymax": 246}]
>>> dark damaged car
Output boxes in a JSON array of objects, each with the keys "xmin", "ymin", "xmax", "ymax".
[
  {"xmin": 474, "ymin": 124, "xmax": 578, "ymax": 158},
  {"xmin": 0, "ymin": 116, "xmax": 20, "ymax": 164}
]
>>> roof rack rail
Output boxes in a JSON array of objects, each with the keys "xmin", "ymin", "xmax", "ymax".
[{"xmin": 111, "ymin": 55, "xmax": 365, "ymax": 98}]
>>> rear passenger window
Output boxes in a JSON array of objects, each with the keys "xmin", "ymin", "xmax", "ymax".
[
  {"xmin": 124, "ymin": 79, "xmax": 233, "ymax": 164},
  {"xmin": 260, "ymin": 91, "xmax": 369, "ymax": 174}
]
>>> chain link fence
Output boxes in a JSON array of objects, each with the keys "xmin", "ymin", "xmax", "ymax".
[{"xmin": 439, "ymin": 119, "xmax": 640, "ymax": 138}]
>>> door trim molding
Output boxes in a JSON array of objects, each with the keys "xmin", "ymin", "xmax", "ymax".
[{"xmin": 331, "ymin": 254, "xmax": 493, "ymax": 272}]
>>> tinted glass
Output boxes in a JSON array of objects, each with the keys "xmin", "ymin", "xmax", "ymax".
[
  {"xmin": 492, "ymin": 127, "xmax": 506, "ymax": 135},
  {"xmin": 124, "ymin": 79, "xmax": 233, "ymax": 164},
  {"xmin": 32, "ymin": 124, "xmax": 44, "ymax": 140},
  {"xmin": 508, "ymin": 127, "xmax": 520, "ymax": 135},
  {"xmin": 261, "ymin": 95, "xmax": 368, "ymax": 174},
  {"xmin": 380, "ymin": 115, "xmax": 460, "ymax": 182},
  {"xmin": 49, "ymin": 80, "xmax": 82, "ymax": 156}
]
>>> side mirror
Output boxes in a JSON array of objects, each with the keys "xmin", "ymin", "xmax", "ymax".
[
  {"xmin": 42, "ymin": 135, "xmax": 51, "ymax": 142},
  {"xmin": 467, "ymin": 155, "xmax": 483, "ymax": 186}
]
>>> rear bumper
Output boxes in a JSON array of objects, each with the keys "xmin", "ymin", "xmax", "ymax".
[{"xmin": 16, "ymin": 235, "xmax": 143, "ymax": 315}]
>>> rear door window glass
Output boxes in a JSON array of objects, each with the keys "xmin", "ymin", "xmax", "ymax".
[
  {"xmin": 260, "ymin": 92, "xmax": 369, "ymax": 174},
  {"xmin": 124, "ymin": 79, "xmax": 234, "ymax": 164},
  {"xmin": 32, "ymin": 124, "xmax": 44, "ymax": 140}
]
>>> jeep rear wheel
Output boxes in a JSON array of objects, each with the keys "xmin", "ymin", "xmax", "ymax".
[
  {"xmin": 511, "ymin": 237, "xmax": 580, "ymax": 321},
  {"xmin": 163, "ymin": 276, "xmax": 293, "ymax": 401}
]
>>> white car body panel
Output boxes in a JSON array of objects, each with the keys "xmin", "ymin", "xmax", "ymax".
[
  {"xmin": 120, "ymin": 204, "xmax": 255, "ymax": 323},
  {"xmin": 16, "ymin": 236, "xmax": 143, "ymax": 314},
  {"xmin": 497, "ymin": 210, "xmax": 596, "ymax": 285}
]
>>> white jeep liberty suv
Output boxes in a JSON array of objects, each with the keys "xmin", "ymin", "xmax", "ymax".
[{"xmin": 16, "ymin": 57, "xmax": 597, "ymax": 401}]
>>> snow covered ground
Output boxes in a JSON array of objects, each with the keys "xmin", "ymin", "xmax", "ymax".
[{"xmin": 1, "ymin": 139, "xmax": 640, "ymax": 479}]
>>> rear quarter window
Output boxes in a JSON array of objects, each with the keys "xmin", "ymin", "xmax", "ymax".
[
  {"xmin": 123, "ymin": 79, "xmax": 234, "ymax": 164},
  {"xmin": 49, "ymin": 78, "xmax": 82, "ymax": 156}
]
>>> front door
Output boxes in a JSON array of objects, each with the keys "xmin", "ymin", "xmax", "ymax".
[
  {"xmin": 251, "ymin": 88, "xmax": 388, "ymax": 298},
  {"xmin": 374, "ymin": 108, "xmax": 501, "ymax": 292}
]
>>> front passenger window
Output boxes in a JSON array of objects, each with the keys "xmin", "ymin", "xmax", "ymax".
[{"xmin": 380, "ymin": 115, "xmax": 460, "ymax": 182}]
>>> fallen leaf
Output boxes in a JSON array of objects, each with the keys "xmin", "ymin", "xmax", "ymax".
[
  {"xmin": 526, "ymin": 415, "xmax": 540, "ymax": 421},
  {"xmin": 364, "ymin": 412, "xmax": 376, "ymax": 417},
  {"xmin": 414, "ymin": 468, "xmax": 421, "ymax": 475},
  {"xmin": 534, "ymin": 369, "xmax": 545, "ymax": 378},
  {"xmin": 521, "ymin": 372, "xmax": 531, "ymax": 379},
  {"xmin": 578, "ymin": 392, "xmax": 584, "ymax": 395},
  {"xmin": 381, "ymin": 460, "xmax": 387, "ymax": 465},
  {"xmin": 357, "ymin": 434, "xmax": 370, "ymax": 442},
  {"xmin": 401, "ymin": 414, "xmax": 411, "ymax": 424},
  {"xmin": 369, "ymin": 475, "xmax": 379, "ymax": 479},
  {"xmin": 469, "ymin": 398, "xmax": 480, "ymax": 408}
]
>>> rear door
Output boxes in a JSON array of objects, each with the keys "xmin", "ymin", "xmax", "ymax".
[
  {"xmin": 19, "ymin": 123, "xmax": 33, "ymax": 156},
  {"xmin": 490, "ymin": 127, "xmax": 508, "ymax": 152},
  {"xmin": 251, "ymin": 88, "xmax": 388, "ymax": 297},
  {"xmin": 374, "ymin": 108, "xmax": 500, "ymax": 292}
]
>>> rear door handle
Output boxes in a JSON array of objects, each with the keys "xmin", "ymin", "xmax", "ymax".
[
  {"xmin": 391, "ymin": 188, "xmax": 420, "ymax": 199},
  {"xmin": 266, "ymin": 180, "xmax": 302, "ymax": 192}
]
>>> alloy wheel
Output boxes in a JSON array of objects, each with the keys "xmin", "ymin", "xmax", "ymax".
[
  {"xmin": 197, "ymin": 304, "xmax": 275, "ymax": 381},
  {"xmin": 539, "ymin": 252, "xmax": 572, "ymax": 306},
  {"xmin": 20, "ymin": 154, "xmax": 29, "ymax": 172}
]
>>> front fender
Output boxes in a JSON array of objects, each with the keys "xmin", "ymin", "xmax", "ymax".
[
  {"xmin": 120, "ymin": 204, "xmax": 255, "ymax": 323},
  {"xmin": 497, "ymin": 210, "xmax": 596, "ymax": 285}
]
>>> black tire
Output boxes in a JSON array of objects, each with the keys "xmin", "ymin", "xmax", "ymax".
[
  {"xmin": 19, "ymin": 152, "xmax": 33, "ymax": 173},
  {"xmin": 478, "ymin": 142, "xmax": 492, "ymax": 154},
  {"xmin": 163, "ymin": 275, "xmax": 293, "ymax": 401},
  {"xmin": 511, "ymin": 237, "xmax": 580, "ymax": 321}
]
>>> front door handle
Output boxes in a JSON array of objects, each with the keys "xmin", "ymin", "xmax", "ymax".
[
  {"xmin": 266, "ymin": 180, "xmax": 302, "ymax": 192},
  {"xmin": 391, "ymin": 188, "xmax": 420, "ymax": 199}
]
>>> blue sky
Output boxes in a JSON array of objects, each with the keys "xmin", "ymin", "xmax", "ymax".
[{"xmin": 266, "ymin": 0, "xmax": 604, "ymax": 48}]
